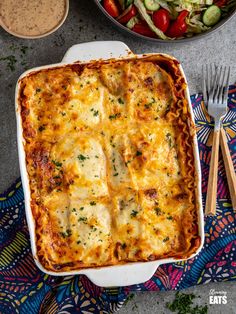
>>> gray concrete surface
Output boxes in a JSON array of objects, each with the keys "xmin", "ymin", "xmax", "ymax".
[
  {"xmin": 119, "ymin": 281, "xmax": 236, "ymax": 314},
  {"xmin": 0, "ymin": 0, "xmax": 235, "ymax": 313}
]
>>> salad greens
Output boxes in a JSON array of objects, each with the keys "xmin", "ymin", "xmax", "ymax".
[
  {"xmin": 102, "ymin": 0, "xmax": 236, "ymax": 39},
  {"xmin": 134, "ymin": 0, "xmax": 168, "ymax": 39}
]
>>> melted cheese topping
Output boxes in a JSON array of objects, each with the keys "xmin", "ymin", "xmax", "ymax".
[{"xmin": 19, "ymin": 56, "xmax": 200, "ymax": 272}]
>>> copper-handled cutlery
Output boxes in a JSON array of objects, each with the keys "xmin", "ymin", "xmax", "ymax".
[{"xmin": 202, "ymin": 64, "xmax": 236, "ymax": 215}]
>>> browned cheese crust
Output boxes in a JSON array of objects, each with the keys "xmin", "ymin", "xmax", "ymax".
[{"xmin": 18, "ymin": 55, "xmax": 200, "ymax": 272}]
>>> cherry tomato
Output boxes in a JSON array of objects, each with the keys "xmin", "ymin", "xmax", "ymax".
[
  {"xmin": 117, "ymin": 5, "xmax": 137, "ymax": 24},
  {"xmin": 132, "ymin": 21, "xmax": 156, "ymax": 38},
  {"xmin": 152, "ymin": 9, "xmax": 170, "ymax": 33},
  {"xmin": 178, "ymin": 10, "xmax": 189, "ymax": 20},
  {"xmin": 104, "ymin": 0, "xmax": 120, "ymax": 18},
  {"xmin": 166, "ymin": 10, "xmax": 189, "ymax": 38}
]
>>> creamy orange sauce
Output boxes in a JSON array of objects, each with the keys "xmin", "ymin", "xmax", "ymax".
[{"xmin": 0, "ymin": 0, "xmax": 67, "ymax": 37}]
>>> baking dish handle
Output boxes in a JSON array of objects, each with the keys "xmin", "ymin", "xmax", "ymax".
[
  {"xmin": 62, "ymin": 41, "xmax": 133, "ymax": 63},
  {"xmin": 83, "ymin": 261, "xmax": 161, "ymax": 287}
]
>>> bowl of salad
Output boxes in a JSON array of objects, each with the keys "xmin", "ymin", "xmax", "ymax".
[{"xmin": 95, "ymin": 0, "xmax": 236, "ymax": 42}]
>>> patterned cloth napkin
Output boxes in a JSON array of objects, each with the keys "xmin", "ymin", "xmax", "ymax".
[{"xmin": 0, "ymin": 85, "xmax": 236, "ymax": 314}]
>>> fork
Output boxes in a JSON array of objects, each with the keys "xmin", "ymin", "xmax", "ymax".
[{"xmin": 202, "ymin": 64, "xmax": 236, "ymax": 215}]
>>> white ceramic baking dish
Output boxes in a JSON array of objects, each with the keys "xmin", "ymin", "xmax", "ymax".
[{"xmin": 15, "ymin": 41, "xmax": 204, "ymax": 287}]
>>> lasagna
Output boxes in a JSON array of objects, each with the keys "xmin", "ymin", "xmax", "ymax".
[{"xmin": 19, "ymin": 55, "xmax": 200, "ymax": 272}]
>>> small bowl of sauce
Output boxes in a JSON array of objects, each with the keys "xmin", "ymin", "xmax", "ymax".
[{"xmin": 0, "ymin": 0, "xmax": 69, "ymax": 39}]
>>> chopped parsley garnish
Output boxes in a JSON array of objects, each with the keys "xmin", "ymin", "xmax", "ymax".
[
  {"xmin": 36, "ymin": 88, "xmax": 41, "ymax": 93},
  {"xmin": 145, "ymin": 103, "xmax": 152, "ymax": 109},
  {"xmin": 110, "ymin": 136, "xmax": 116, "ymax": 148},
  {"xmin": 0, "ymin": 55, "xmax": 17, "ymax": 71},
  {"xmin": 72, "ymin": 208, "xmax": 76, "ymax": 212},
  {"xmin": 53, "ymin": 175, "xmax": 61, "ymax": 179},
  {"xmin": 95, "ymin": 155, "xmax": 99, "ymax": 158},
  {"xmin": 166, "ymin": 292, "xmax": 208, "ymax": 314},
  {"xmin": 121, "ymin": 243, "xmax": 127, "ymax": 249},
  {"xmin": 165, "ymin": 99, "xmax": 172, "ymax": 113},
  {"xmin": 77, "ymin": 240, "xmax": 81, "ymax": 244},
  {"xmin": 144, "ymin": 97, "xmax": 155, "ymax": 109},
  {"xmin": 154, "ymin": 207, "xmax": 162, "ymax": 215},
  {"xmin": 166, "ymin": 133, "xmax": 173, "ymax": 148},
  {"xmin": 109, "ymin": 113, "xmax": 121, "ymax": 120},
  {"xmin": 163, "ymin": 236, "xmax": 169, "ymax": 242},
  {"xmin": 118, "ymin": 98, "xmax": 124, "ymax": 104},
  {"xmin": 20, "ymin": 46, "xmax": 29, "ymax": 55},
  {"xmin": 90, "ymin": 108, "xmax": 99, "ymax": 116},
  {"xmin": 167, "ymin": 215, "xmax": 173, "ymax": 220},
  {"xmin": 124, "ymin": 293, "xmax": 135, "ymax": 305},
  {"xmin": 78, "ymin": 154, "xmax": 88, "ymax": 161},
  {"xmin": 113, "ymin": 173, "xmax": 119, "ymax": 177},
  {"xmin": 78, "ymin": 217, "xmax": 87, "ymax": 222},
  {"xmin": 9, "ymin": 44, "xmax": 18, "ymax": 52},
  {"xmin": 1, "ymin": 45, "xmax": 31, "ymax": 72},
  {"xmin": 60, "ymin": 229, "xmax": 72, "ymax": 238},
  {"xmin": 79, "ymin": 207, "xmax": 84, "ymax": 211},
  {"xmin": 90, "ymin": 201, "xmax": 96, "ymax": 206},
  {"xmin": 125, "ymin": 160, "xmax": 131, "ymax": 167},
  {"xmin": 131, "ymin": 210, "xmax": 138, "ymax": 218},
  {"xmin": 52, "ymin": 160, "xmax": 62, "ymax": 167},
  {"xmin": 136, "ymin": 150, "xmax": 142, "ymax": 157}
]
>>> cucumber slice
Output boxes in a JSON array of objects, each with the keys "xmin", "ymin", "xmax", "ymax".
[
  {"xmin": 144, "ymin": 0, "xmax": 160, "ymax": 11},
  {"xmin": 203, "ymin": 5, "xmax": 221, "ymax": 26},
  {"xmin": 126, "ymin": 16, "xmax": 139, "ymax": 28}
]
